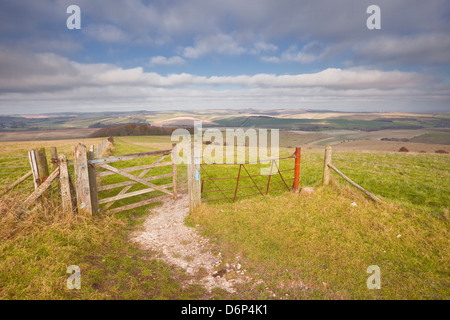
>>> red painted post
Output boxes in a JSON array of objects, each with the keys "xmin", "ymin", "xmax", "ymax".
[{"xmin": 292, "ymin": 147, "xmax": 301, "ymax": 193}]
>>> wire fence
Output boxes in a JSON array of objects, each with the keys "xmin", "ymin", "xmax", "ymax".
[
  {"xmin": 200, "ymin": 152, "xmax": 297, "ymax": 203},
  {"xmin": 330, "ymin": 151, "xmax": 450, "ymax": 212},
  {"xmin": 198, "ymin": 147, "xmax": 449, "ymax": 213}
]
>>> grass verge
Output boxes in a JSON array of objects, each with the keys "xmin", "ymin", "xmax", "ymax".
[{"xmin": 188, "ymin": 181, "xmax": 449, "ymax": 299}]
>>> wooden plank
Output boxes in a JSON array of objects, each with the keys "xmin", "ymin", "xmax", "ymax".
[
  {"xmin": 28, "ymin": 150, "xmax": 39, "ymax": 190},
  {"xmin": 99, "ymin": 183, "xmax": 173, "ymax": 204},
  {"xmin": 102, "ymin": 153, "xmax": 169, "ymax": 210},
  {"xmin": 98, "ymin": 163, "xmax": 173, "ymax": 196},
  {"xmin": 35, "ymin": 148, "xmax": 49, "ymax": 185},
  {"xmin": 0, "ymin": 171, "xmax": 32, "ymax": 196},
  {"xmin": 88, "ymin": 149, "xmax": 171, "ymax": 165},
  {"xmin": 328, "ymin": 164, "xmax": 383, "ymax": 203},
  {"xmin": 58, "ymin": 155, "xmax": 73, "ymax": 213},
  {"xmin": 106, "ymin": 195, "xmax": 168, "ymax": 215},
  {"xmin": 22, "ymin": 167, "xmax": 60, "ymax": 209},
  {"xmin": 97, "ymin": 173, "xmax": 173, "ymax": 191},
  {"xmin": 96, "ymin": 161, "xmax": 173, "ymax": 177},
  {"xmin": 73, "ymin": 143, "xmax": 94, "ymax": 216}
]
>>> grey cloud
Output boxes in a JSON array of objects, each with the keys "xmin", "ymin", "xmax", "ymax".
[{"xmin": 354, "ymin": 33, "xmax": 450, "ymax": 65}]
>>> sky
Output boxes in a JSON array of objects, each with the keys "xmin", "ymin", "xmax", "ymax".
[{"xmin": 0, "ymin": 0, "xmax": 449, "ymax": 114}]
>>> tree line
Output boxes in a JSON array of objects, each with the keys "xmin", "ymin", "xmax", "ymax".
[{"xmin": 89, "ymin": 123, "xmax": 194, "ymax": 138}]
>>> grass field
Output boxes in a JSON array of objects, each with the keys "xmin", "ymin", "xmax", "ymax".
[{"xmin": 0, "ymin": 135, "xmax": 448, "ymax": 299}]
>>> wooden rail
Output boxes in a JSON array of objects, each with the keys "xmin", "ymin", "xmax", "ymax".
[{"xmin": 328, "ymin": 164, "xmax": 383, "ymax": 203}]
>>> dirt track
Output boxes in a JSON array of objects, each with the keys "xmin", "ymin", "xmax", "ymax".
[{"xmin": 129, "ymin": 194, "xmax": 250, "ymax": 293}]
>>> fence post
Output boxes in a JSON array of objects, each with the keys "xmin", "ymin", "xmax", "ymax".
[
  {"xmin": 172, "ymin": 143, "xmax": 178, "ymax": 200},
  {"xmin": 188, "ymin": 145, "xmax": 201, "ymax": 212},
  {"xmin": 292, "ymin": 147, "xmax": 301, "ymax": 192},
  {"xmin": 50, "ymin": 147, "xmax": 58, "ymax": 171},
  {"xmin": 58, "ymin": 154, "xmax": 74, "ymax": 213},
  {"xmin": 323, "ymin": 145, "xmax": 332, "ymax": 185},
  {"xmin": 50, "ymin": 147, "xmax": 60, "ymax": 191},
  {"xmin": 73, "ymin": 143, "xmax": 94, "ymax": 216}
]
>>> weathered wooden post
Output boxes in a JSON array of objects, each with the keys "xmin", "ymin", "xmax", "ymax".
[
  {"xmin": 58, "ymin": 154, "xmax": 74, "ymax": 213},
  {"xmin": 50, "ymin": 147, "xmax": 60, "ymax": 191},
  {"xmin": 323, "ymin": 145, "xmax": 332, "ymax": 185},
  {"xmin": 73, "ymin": 143, "xmax": 95, "ymax": 216},
  {"xmin": 50, "ymin": 147, "xmax": 58, "ymax": 171},
  {"xmin": 188, "ymin": 145, "xmax": 201, "ymax": 212},
  {"xmin": 172, "ymin": 143, "xmax": 178, "ymax": 200},
  {"xmin": 28, "ymin": 148, "xmax": 50, "ymax": 194},
  {"xmin": 292, "ymin": 147, "xmax": 301, "ymax": 193}
]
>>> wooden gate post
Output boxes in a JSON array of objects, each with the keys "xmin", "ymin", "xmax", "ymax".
[
  {"xmin": 323, "ymin": 146, "xmax": 332, "ymax": 185},
  {"xmin": 292, "ymin": 147, "xmax": 301, "ymax": 193},
  {"xmin": 188, "ymin": 145, "xmax": 201, "ymax": 212},
  {"xmin": 73, "ymin": 143, "xmax": 95, "ymax": 216},
  {"xmin": 172, "ymin": 143, "xmax": 178, "ymax": 200}
]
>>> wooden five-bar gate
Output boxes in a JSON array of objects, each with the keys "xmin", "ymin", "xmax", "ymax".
[{"xmin": 74, "ymin": 143, "xmax": 178, "ymax": 215}]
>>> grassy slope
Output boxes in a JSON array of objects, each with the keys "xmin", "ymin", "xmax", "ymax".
[
  {"xmin": 190, "ymin": 146, "xmax": 449, "ymax": 299},
  {"xmin": 189, "ymin": 185, "xmax": 449, "ymax": 299}
]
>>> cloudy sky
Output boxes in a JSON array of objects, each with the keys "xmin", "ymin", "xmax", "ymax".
[{"xmin": 0, "ymin": 0, "xmax": 449, "ymax": 114}]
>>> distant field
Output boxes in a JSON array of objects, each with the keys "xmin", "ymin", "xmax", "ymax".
[
  {"xmin": 331, "ymin": 140, "xmax": 449, "ymax": 153},
  {"xmin": 409, "ymin": 132, "xmax": 450, "ymax": 145},
  {"xmin": 0, "ymin": 128, "xmax": 98, "ymax": 142}
]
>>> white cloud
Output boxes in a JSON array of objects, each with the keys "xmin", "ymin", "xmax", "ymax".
[
  {"xmin": 83, "ymin": 24, "xmax": 129, "ymax": 43},
  {"xmin": 148, "ymin": 56, "xmax": 186, "ymax": 66},
  {"xmin": 248, "ymin": 42, "xmax": 278, "ymax": 55},
  {"xmin": 0, "ymin": 48, "xmax": 436, "ymax": 91},
  {"xmin": 261, "ymin": 42, "xmax": 326, "ymax": 64},
  {"xmin": 0, "ymin": 49, "xmax": 448, "ymax": 113},
  {"xmin": 183, "ymin": 33, "xmax": 247, "ymax": 59}
]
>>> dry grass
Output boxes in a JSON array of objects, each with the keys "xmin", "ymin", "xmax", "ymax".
[
  {"xmin": 0, "ymin": 192, "xmax": 209, "ymax": 299},
  {"xmin": 0, "ymin": 137, "xmax": 208, "ymax": 300}
]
